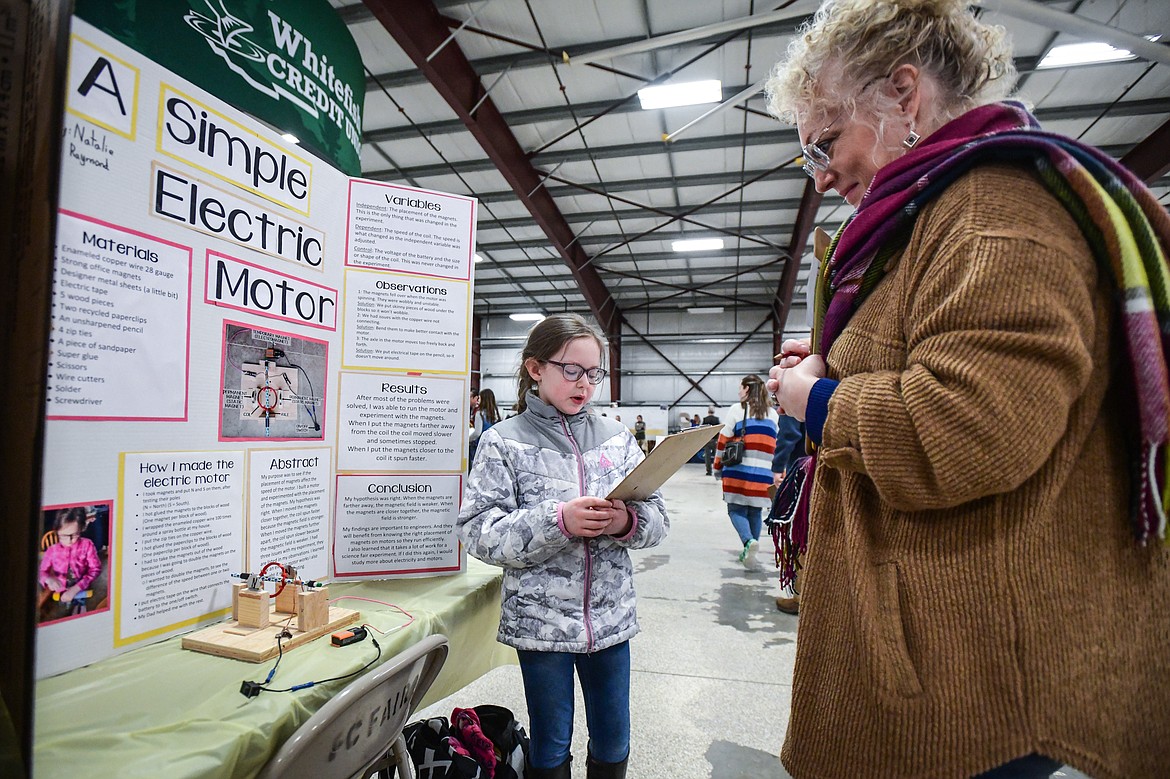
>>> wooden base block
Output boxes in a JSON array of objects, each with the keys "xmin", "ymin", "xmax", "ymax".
[
  {"xmin": 237, "ymin": 590, "xmax": 270, "ymax": 629},
  {"xmin": 296, "ymin": 588, "xmax": 328, "ymax": 632},
  {"xmin": 231, "ymin": 582, "xmax": 245, "ymax": 621},
  {"xmin": 181, "ymin": 605, "xmax": 360, "ymax": 662},
  {"xmin": 274, "ymin": 585, "xmax": 297, "ymax": 614}
]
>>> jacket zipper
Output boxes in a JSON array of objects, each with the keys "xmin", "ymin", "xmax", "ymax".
[{"xmin": 558, "ymin": 413, "xmax": 594, "ymax": 652}]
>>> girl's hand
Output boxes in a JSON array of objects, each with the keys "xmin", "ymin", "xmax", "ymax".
[
  {"xmin": 603, "ymin": 499, "xmax": 633, "ymax": 536},
  {"xmin": 45, "ymin": 576, "xmax": 66, "ymax": 593},
  {"xmin": 61, "ymin": 585, "xmax": 81, "ymax": 603},
  {"xmin": 562, "ymin": 496, "xmax": 615, "ymax": 538}
]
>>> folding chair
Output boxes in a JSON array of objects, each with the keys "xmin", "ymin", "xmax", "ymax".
[{"xmin": 256, "ymin": 633, "xmax": 449, "ymax": 779}]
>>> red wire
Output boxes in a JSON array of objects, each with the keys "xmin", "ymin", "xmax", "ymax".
[{"xmin": 258, "ymin": 562, "xmax": 288, "ymax": 597}]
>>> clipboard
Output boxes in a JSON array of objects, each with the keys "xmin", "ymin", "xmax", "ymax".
[{"xmin": 606, "ymin": 424, "xmax": 722, "ymax": 502}]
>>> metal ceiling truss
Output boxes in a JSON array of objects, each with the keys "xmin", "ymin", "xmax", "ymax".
[
  {"xmin": 669, "ymin": 316, "xmax": 773, "ymax": 408},
  {"xmin": 1120, "ymin": 117, "xmax": 1170, "ymax": 183},
  {"xmin": 772, "ymin": 178, "xmax": 823, "ymax": 354},
  {"xmin": 356, "ymin": 0, "xmax": 1168, "ymax": 389},
  {"xmin": 362, "ymin": 0, "xmax": 623, "ymax": 339}
]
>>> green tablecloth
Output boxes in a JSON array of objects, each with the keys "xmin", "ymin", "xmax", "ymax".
[{"xmin": 34, "ymin": 559, "xmax": 512, "ymax": 778}]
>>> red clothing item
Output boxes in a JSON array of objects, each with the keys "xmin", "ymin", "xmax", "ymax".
[{"xmin": 38, "ymin": 537, "xmax": 101, "ymax": 591}]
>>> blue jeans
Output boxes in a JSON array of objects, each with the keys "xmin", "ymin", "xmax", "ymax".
[
  {"xmin": 974, "ymin": 754, "xmax": 1062, "ymax": 778},
  {"xmin": 727, "ymin": 503, "xmax": 762, "ymax": 546},
  {"xmin": 516, "ymin": 641, "xmax": 631, "ymax": 768}
]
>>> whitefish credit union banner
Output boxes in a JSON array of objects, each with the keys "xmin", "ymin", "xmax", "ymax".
[{"xmin": 74, "ymin": 0, "xmax": 365, "ymax": 176}]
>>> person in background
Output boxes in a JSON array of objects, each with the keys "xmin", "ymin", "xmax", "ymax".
[
  {"xmin": 459, "ymin": 313, "xmax": 669, "ymax": 779},
  {"xmin": 701, "ymin": 406, "xmax": 721, "ymax": 475},
  {"xmin": 467, "ymin": 390, "xmax": 481, "ymax": 467},
  {"xmin": 39, "ymin": 507, "xmax": 101, "ymax": 617},
  {"xmin": 469, "ymin": 388, "xmax": 501, "ymax": 468},
  {"xmin": 690, "ymin": 414, "xmax": 701, "ymax": 427},
  {"xmin": 634, "ymin": 414, "xmax": 646, "ymax": 452},
  {"xmin": 764, "ymin": 1, "xmax": 1170, "ymax": 776},
  {"xmin": 676, "ymin": 411, "xmax": 691, "ymax": 432},
  {"xmin": 771, "ymin": 416, "xmax": 804, "ymax": 484},
  {"xmin": 713, "ymin": 375, "xmax": 778, "ymax": 568}
]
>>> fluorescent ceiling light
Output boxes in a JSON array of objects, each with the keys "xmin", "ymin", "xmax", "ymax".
[
  {"xmin": 1037, "ymin": 35, "xmax": 1159, "ymax": 69},
  {"xmin": 474, "ymin": 253, "xmax": 484, "ymax": 263},
  {"xmin": 509, "ymin": 313, "xmax": 545, "ymax": 322},
  {"xmin": 672, "ymin": 237, "xmax": 724, "ymax": 252},
  {"xmin": 638, "ymin": 80, "xmax": 722, "ymax": 110},
  {"xmin": 687, "ymin": 306, "xmax": 725, "ymax": 315},
  {"xmin": 281, "ymin": 133, "xmax": 300, "ymax": 144}
]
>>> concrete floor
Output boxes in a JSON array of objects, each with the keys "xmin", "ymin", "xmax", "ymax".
[{"xmin": 416, "ymin": 463, "xmax": 1093, "ymax": 779}]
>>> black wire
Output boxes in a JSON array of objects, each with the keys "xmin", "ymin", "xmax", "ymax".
[
  {"xmin": 281, "ymin": 361, "xmax": 321, "ymax": 430},
  {"xmin": 261, "ymin": 627, "xmax": 293, "ymax": 685},
  {"xmin": 261, "ymin": 639, "xmax": 382, "ymax": 693}
]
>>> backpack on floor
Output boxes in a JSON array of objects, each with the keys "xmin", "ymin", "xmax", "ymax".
[{"xmin": 403, "ymin": 704, "xmax": 529, "ymax": 779}]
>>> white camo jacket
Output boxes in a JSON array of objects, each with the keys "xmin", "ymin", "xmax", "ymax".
[{"xmin": 457, "ymin": 392, "xmax": 669, "ymax": 653}]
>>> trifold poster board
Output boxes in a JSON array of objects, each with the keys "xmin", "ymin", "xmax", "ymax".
[{"xmin": 35, "ymin": 14, "xmax": 475, "ymax": 678}]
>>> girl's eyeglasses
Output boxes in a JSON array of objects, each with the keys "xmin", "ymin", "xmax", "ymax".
[{"xmin": 544, "ymin": 359, "xmax": 608, "ymax": 385}]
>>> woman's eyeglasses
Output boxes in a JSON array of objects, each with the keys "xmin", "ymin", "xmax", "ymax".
[
  {"xmin": 801, "ymin": 117, "xmax": 839, "ymax": 178},
  {"xmin": 544, "ymin": 359, "xmax": 608, "ymax": 385},
  {"xmin": 800, "ymin": 77, "xmax": 884, "ymax": 178}
]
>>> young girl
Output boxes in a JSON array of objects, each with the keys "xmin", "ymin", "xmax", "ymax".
[
  {"xmin": 39, "ymin": 506, "xmax": 102, "ymax": 616},
  {"xmin": 714, "ymin": 375, "xmax": 779, "ymax": 568},
  {"xmin": 459, "ymin": 313, "xmax": 668, "ymax": 779},
  {"xmin": 468, "ymin": 387, "xmax": 501, "ymax": 465}
]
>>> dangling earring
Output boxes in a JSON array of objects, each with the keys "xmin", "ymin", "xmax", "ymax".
[{"xmin": 903, "ymin": 128, "xmax": 921, "ymax": 149}]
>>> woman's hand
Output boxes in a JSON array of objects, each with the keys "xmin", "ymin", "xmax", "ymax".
[
  {"xmin": 562, "ymin": 497, "xmax": 616, "ymax": 538},
  {"xmin": 768, "ymin": 353, "xmax": 826, "ymax": 421},
  {"xmin": 773, "ymin": 338, "xmax": 812, "ymax": 368}
]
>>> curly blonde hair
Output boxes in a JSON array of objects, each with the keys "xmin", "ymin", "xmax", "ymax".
[{"xmin": 766, "ymin": 0, "xmax": 1016, "ymax": 127}]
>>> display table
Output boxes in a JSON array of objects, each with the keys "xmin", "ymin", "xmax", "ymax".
[{"xmin": 33, "ymin": 559, "xmax": 512, "ymax": 779}]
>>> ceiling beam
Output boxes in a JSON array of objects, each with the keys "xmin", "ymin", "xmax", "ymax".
[
  {"xmin": 363, "ymin": 89, "xmax": 773, "ymax": 145},
  {"xmin": 1120, "ymin": 117, "xmax": 1170, "ymax": 184},
  {"xmin": 362, "ymin": 0, "xmax": 622, "ymax": 332},
  {"xmin": 479, "ymin": 196, "xmax": 809, "ymax": 231},
  {"xmin": 377, "ymin": 129, "xmax": 797, "ymax": 180},
  {"xmin": 371, "ymin": 165, "xmax": 811, "ymax": 198},
  {"xmin": 483, "ymin": 244, "xmax": 799, "ymax": 264},
  {"xmin": 363, "ymin": 91, "xmax": 1167, "ymax": 148},
  {"xmin": 772, "ymin": 178, "xmax": 823, "ymax": 354},
  {"xmin": 351, "ymin": 10, "xmax": 1041, "ymax": 95}
]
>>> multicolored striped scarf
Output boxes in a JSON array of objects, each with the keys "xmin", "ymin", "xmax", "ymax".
[{"xmin": 774, "ymin": 101, "xmax": 1170, "ymax": 586}]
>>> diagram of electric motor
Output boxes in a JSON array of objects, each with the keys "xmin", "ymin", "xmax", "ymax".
[{"xmin": 220, "ymin": 322, "xmax": 328, "ymax": 440}]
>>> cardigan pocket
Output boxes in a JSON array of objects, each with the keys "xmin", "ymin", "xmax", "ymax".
[{"xmin": 873, "ymin": 561, "xmax": 923, "ymax": 699}]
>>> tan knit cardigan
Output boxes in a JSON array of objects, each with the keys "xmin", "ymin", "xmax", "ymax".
[{"xmin": 780, "ymin": 164, "xmax": 1170, "ymax": 779}]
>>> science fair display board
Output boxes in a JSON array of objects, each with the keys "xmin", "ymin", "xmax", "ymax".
[{"xmin": 35, "ymin": 12, "xmax": 475, "ymax": 678}]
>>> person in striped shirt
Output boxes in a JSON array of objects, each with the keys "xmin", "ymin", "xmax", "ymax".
[{"xmin": 713, "ymin": 375, "xmax": 779, "ymax": 568}]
